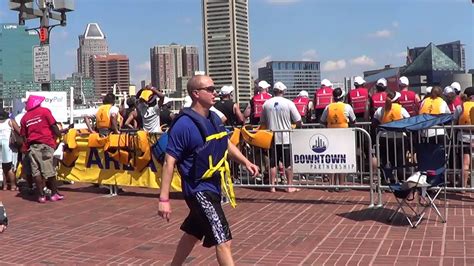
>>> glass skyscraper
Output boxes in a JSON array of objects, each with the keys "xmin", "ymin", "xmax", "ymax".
[
  {"xmin": 258, "ymin": 61, "xmax": 321, "ymax": 100},
  {"xmin": 0, "ymin": 23, "xmax": 39, "ymax": 104}
]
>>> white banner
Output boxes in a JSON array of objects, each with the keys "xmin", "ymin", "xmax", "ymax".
[
  {"xmin": 291, "ymin": 128, "xmax": 357, "ymax": 173},
  {"xmin": 26, "ymin": 91, "xmax": 68, "ymax": 122}
]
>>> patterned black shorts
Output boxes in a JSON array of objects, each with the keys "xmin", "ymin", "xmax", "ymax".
[{"xmin": 181, "ymin": 191, "xmax": 232, "ymax": 248}]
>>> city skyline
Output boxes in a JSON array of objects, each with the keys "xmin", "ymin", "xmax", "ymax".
[{"xmin": 0, "ymin": 0, "xmax": 472, "ymax": 86}]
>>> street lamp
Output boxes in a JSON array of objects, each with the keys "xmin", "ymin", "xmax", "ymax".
[{"xmin": 9, "ymin": 0, "xmax": 74, "ymax": 91}]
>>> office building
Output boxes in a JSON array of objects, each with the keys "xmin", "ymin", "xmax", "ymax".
[
  {"xmin": 50, "ymin": 73, "xmax": 95, "ymax": 104},
  {"xmin": 258, "ymin": 61, "xmax": 321, "ymax": 99},
  {"xmin": 90, "ymin": 54, "xmax": 130, "ymax": 98},
  {"xmin": 77, "ymin": 23, "xmax": 108, "ymax": 78},
  {"xmin": 202, "ymin": 0, "xmax": 252, "ymax": 105},
  {"xmin": 0, "ymin": 23, "xmax": 38, "ymax": 103},
  {"xmin": 408, "ymin": 40, "xmax": 465, "ymax": 71},
  {"xmin": 150, "ymin": 44, "xmax": 199, "ymax": 95}
]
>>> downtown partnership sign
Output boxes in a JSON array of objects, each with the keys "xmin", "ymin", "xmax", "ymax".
[
  {"xmin": 291, "ymin": 128, "xmax": 357, "ymax": 173},
  {"xmin": 33, "ymin": 45, "xmax": 51, "ymax": 83}
]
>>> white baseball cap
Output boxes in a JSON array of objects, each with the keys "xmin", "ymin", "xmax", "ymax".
[
  {"xmin": 220, "ymin": 85, "xmax": 234, "ymax": 95},
  {"xmin": 376, "ymin": 78, "xmax": 387, "ymax": 87},
  {"xmin": 451, "ymin": 82, "xmax": 461, "ymax": 92},
  {"xmin": 258, "ymin": 80, "xmax": 271, "ymax": 89},
  {"xmin": 443, "ymin": 86, "xmax": 454, "ymax": 95},
  {"xmin": 298, "ymin": 90, "xmax": 309, "ymax": 97},
  {"xmin": 354, "ymin": 76, "xmax": 366, "ymax": 86},
  {"xmin": 321, "ymin": 79, "xmax": 333, "ymax": 87},
  {"xmin": 273, "ymin": 81, "xmax": 287, "ymax": 91},
  {"xmin": 399, "ymin": 76, "xmax": 409, "ymax": 86}
]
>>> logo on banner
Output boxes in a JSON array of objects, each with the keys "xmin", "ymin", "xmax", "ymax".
[{"xmin": 310, "ymin": 134, "xmax": 328, "ymax": 153}]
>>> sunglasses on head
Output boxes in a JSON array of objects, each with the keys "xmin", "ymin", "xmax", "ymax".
[{"xmin": 195, "ymin": 86, "xmax": 216, "ymax": 93}]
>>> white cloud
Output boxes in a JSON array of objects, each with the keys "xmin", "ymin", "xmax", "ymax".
[
  {"xmin": 301, "ymin": 49, "xmax": 318, "ymax": 61},
  {"xmin": 350, "ymin": 55, "xmax": 376, "ymax": 66},
  {"xmin": 392, "ymin": 21, "xmax": 399, "ymax": 28},
  {"xmin": 251, "ymin": 55, "xmax": 272, "ymax": 78},
  {"xmin": 322, "ymin": 60, "xmax": 346, "ymax": 72},
  {"xmin": 266, "ymin": 0, "xmax": 300, "ymax": 4},
  {"xmin": 369, "ymin": 29, "xmax": 392, "ymax": 38},
  {"xmin": 136, "ymin": 61, "xmax": 151, "ymax": 71},
  {"xmin": 396, "ymin": 51, "xmax": 406, "ymax": 58}
]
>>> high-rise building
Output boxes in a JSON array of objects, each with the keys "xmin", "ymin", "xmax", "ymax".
[
  {"xmin": 202, "ymin": 0, "xmax": 252, "ymax": 105},
  {"xmin": 408, "ymin": 41, "xmax": 465, "ymax": 71},
  {"xmin": 77, "ymin": 23, "xmax": 108, "ymax": 78},
  {"xmin": 90, "ymin": 54, "xmax": 129, "ymax": 98},
  {"xmin": 150, "ymin": 44, "xmax": 199, "ymax": 95},
  {"xmin": 182, "ymin": 46, "xmax": 199, "ymax": 77},
  {"xmin": 0, "ymin": 23, "xmax": 38, "ymax": 103},
  {"xmin": 258, "ymin": 61, "xmax": 321, "ymax": 99}
]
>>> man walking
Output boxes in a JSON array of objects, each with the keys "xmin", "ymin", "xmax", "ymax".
[{"xmin": 158, "ymin": 75, "xmax": 259, "ymax": 265}]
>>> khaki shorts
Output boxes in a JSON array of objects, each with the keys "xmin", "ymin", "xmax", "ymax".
[{"xmin": 28, "ymin": 144, "xmax": 56, "ymax": 178}]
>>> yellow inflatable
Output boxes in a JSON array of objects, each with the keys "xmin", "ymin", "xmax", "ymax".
[
  {"xmin": 56, "ymin": 133, "xmax": 181, "ymax": 191},
  {"xmin": 241, "ymin": 125, "xmax": 273, "ymax": 149}
]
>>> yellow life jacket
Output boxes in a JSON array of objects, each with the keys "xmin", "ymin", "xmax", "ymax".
[
  {"xmin": 105, "ymin": 133, "xmax": 131, "ymax": 165},
  {"xmin": 96, "ymin": 104, "xmax": 123, "ymax": 129},
  {"xmin": 61, "ymin": 129, "xmax": 80, "ymax": 167},
  {"xmin": 419, "ymin": 97, "xmax": 443, "ymax": 115},
  {"xmin": 132, "ymin": 130, "xmax": 151, "ymax": 172},
  {"xmin": 381, "ymin": 103, "xmax": 403, "ymax": 124},
  {"xmin": 327, "ymin": 102, "xmax": 348, "ymax": 128},
  {"xmin": 459, "ymin": 102, "xmax": 474, "ymax": 125},
  {"xmin": 229, "ymin": 127, "xmax": 241, "ymax": 146},
  {"xmin": 241, "ymin": 125, "xmax": 273, "ymax": 149},
  {"xmin": 88, "ymin": 133, "xmax": 109, "ymax": 148}
]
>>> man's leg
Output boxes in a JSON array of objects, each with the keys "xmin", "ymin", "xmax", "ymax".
[
  {"xmin": 269, "ymin": 167, "xmax": 276, "ymax": 192},
  {"xmin": 216, "ymin": 240, "xmax": 234, "ymax": 266},
  {"xmin": 171, "ymin": 232, "xmax": 199, "ymax": 266}
]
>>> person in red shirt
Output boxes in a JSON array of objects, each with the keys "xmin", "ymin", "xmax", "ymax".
[
  {"xmin": 348, "ymin": 76, "xmax": 369, "ymax": 121},
  {"xmin": 293, "ymin": 90, "xmax": 312, "ymax": 123},
  {"xmin": 20, "ymin": 95, "xmax": 64, "ymax": 203},
  {"xmin": 313, "ymin": 79, "xmax": 334, "ymax": 123},
  {"xmin": 398, "ymin": 76, "xmax": 420, "ymax": 116}
]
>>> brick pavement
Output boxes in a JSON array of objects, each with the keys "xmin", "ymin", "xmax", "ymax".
[{"xmin": 0, "ymin": 184, "xmax": 473, "ymax": 265}]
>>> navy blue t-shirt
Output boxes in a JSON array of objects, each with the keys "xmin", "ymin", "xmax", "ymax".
[{"xmin": 166, "ymin": 115, "xmax": 221, "ymax": 197}]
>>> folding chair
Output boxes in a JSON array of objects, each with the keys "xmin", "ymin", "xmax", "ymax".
[{"xmin": 380, "ymin": 142, "xmax": 447, "ymax": 228}]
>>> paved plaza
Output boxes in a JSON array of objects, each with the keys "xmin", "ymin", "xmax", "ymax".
[{"xmin": 1, "ymin": 184, "xmax": 473, "ymax": 265}]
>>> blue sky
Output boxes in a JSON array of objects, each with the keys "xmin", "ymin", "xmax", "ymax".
[{"xmin": 1, "ymin": 0, "xmax": 473, "ymax": 85}]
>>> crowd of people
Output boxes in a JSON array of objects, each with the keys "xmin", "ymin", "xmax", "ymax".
[{"xmin": 1, "ymin": 73, "xmax": 473, "ymax": 262}]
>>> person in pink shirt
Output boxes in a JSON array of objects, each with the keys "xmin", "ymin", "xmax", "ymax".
[{"xmin": 20, "ymin": 95, "xmax": 65, "ymax": 203}]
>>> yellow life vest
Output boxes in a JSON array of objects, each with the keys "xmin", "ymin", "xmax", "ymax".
[
  {"xmin": 381, "ymin": 103, "xmax": 403, "ymax": 124},
  {"xmin": 327, "ymin": 102, "xmax": 348, "ymax": 128},
  {"xmin": 229, "ymin": 127, "xmax": 241, "ymax": 146},
  {"xmin": 132, "ymin": 130, "xmax": 151, "ymax": 172},
  {"xmin": 105, "ymin": 133, "xmax": 131, "ymax": 165},
  {"xmin": 419, "ymin": 97, "xmax": 443, "ymax": 115},
  {"xmin": 61, "ymin": 129, "xmax": 80, "ymax": 167},
  {"xmin": 241, "ymin": 125, "xmax": 273, "ymax": 149},
  {"xmin": 459, "ymin": 102, "xmax": 474, "ymax": 125},
  {"xmin": 96, "ymin": 104, "xmax": 123, "ymax": 129}
]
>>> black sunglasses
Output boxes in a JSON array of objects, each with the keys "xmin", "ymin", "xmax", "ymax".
[{"xmin": 195, "ymin": 86, "xmax": 216, "ymax": 93}]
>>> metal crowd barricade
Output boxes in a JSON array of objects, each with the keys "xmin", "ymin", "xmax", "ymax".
[
  {"xmin": 375, "ymin": 123, "xmax": 474, "ymax": 199},
  {"xmin": 232, "ymin": 125, "xmax": 377, "ymax": 207}
]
